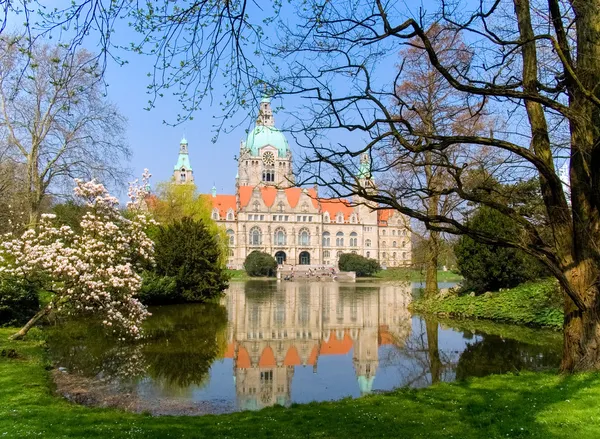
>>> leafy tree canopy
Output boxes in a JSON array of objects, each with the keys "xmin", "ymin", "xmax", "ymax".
[{"xmin": 244, "ymin": 251, "xmax": 277, "ymax": 277}]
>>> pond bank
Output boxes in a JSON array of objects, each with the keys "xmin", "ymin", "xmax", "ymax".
[
  {"xmin": 410, "ymin": 279, "xmax": 563, "ymax": 329},
  {"xmin": 1, "ymin": 327, "xmax": 598, "ymax": 438}
]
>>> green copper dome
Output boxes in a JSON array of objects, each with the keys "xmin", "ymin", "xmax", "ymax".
[{"xmin": 246, "ymin": 125, "xmax": 289, "ymax": 157}]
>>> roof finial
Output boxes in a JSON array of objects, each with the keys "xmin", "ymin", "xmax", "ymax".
[{"xmin": 211, "ymin": 183, "xmax": 217, "ymax": 198}]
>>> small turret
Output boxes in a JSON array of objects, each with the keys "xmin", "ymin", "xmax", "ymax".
[
  {"xmin": 173, "ymin": 136, "xmax": 194, "ymax": 184},
  {"xmin": 211, "ymin": 185, "xmax": 217, "ymax": 198}
]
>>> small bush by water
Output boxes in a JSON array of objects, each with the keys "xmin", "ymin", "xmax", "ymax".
[
  {"xmin": 0, "ymin": 277, "xmax": 40, "ymax": 326},
  {"xmin": 411, "ymin": 279, "xmax": 563, "ymax": 329},
  {"xmin": 244, "ymin": 251, "xmax": 277, "ymax": 277},
  {"xmin": 338, "ymin": 253, "xmax": 380, "ymax": 277}
]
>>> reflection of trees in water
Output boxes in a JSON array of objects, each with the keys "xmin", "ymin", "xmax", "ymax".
[
  {"xmin": 379, "ymin": 317, "xmax": 456, "ymax": 388},
  {"xmin": 380, "ymin": 316, "xmax": 562, "ymax": 387},
  {"xmin": 455, "ymin": 335, "xmax": 562, "ymax": 380},
  {"xmin": 47, "ymin": 303, "xmax": 229, "ymax": 391}
]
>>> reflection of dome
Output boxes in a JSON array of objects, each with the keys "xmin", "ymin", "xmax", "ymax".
[
  {"xmin": 246, "ymin": 125, "xmax": 289, "ymax": 157},
  {"xmin": 357, "ymin": 375, "xmax": 375, "ymax": 395}
]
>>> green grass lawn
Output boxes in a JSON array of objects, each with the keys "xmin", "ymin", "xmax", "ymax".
[
  {"xmin": 225, "ymin": 269, "xmax": 273, "ymax": 281},
  {"xmin": 411, "ymin": 279, "xmax": 563, "ymax": 329},
  {"xmin": 370, "ymin": 268, "xmax": 463, "ymax": 282},
  {"xmin": 2, "ymin": 327, "xmax": 599, "ymax": 438}
]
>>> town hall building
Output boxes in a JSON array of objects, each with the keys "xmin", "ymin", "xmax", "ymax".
[{"xmin": 172, "ymin": 97, "xmax": 411, "ymax": 269}]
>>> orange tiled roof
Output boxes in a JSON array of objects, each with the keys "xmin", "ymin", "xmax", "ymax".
[
  {"xmin": 320, "ymin": 198, "xmax": 355, "ymax": 222},
  {"xmin": 210, "ymin": 194, "xmax": 237, "ymax": 218},
  {"xmin": 238, "ymin": 186, "xmax": 319, "ymax": 209},
  {"xmin": 377, "ymin": 209, "xmax": 395, "ymax": 226}
]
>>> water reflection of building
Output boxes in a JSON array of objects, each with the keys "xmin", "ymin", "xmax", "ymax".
[{"xmin": 222, "ymin": 282, "xmax": 412, "ymax": 410}]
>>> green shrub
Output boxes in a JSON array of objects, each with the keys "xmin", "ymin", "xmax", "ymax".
[
  {"xmin": 0, "ymin": 278, "xmax": 40, "ymax": 326},
  {"xmin": 152, "ymin": 217, "xmax": 229, "ymax": 303},
  {"xmin": 138, "ymin": 271, "xmax": 179, "ymax": 305},
  {"xmin": 410, "ymin": 279, "xmax": 563, "ymax": 329},
  {"xmin": 338, "ymin": 253, "xmax": 380, "ymax": 277},
  {"xmin": 244, "ymin": 251, "xmax": 277, "ymax": 277},
  {"xmin": 455, "ymin": 207, "xmax": 548, "ymax": 294}
]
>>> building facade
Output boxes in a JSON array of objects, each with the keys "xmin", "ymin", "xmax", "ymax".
[{"xmin": 172, "ymin": 98, "xmax": 412, "ymax": 269}]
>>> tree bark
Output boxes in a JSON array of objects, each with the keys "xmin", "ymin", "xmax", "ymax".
[
  {"xmin": 10, "ymin": 306, "xmax": 50, "ymax": 340},
  {"xmin": 424, "ymin": 230, "xmax": 439, "ymax": 297}
]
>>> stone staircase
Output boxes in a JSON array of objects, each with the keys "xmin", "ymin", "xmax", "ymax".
[{"xmin": 276, "ymin": 265, "xmax": 356, "ymax": 282}]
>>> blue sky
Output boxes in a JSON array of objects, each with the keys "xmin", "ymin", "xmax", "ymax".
[{"xmin": 6, "ymin": 0, "xmax": 442, "ymax": 196}]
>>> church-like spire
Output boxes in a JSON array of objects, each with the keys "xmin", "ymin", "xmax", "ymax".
[
  {"xmin": 180, "ymin": 136, "xmax": 188, "ymax": 154},
  {"xmin": 173, "ymin": 136, "xmax": 193, "ymax": 184},
  {"xmin": 358, "ymin": 153, "xmax": 372, "ymax": 180}
]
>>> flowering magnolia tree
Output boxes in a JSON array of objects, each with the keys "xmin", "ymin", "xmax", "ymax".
[{"xmin": 0, "ymin": 170, "xmax": 155, "ymax": 340}]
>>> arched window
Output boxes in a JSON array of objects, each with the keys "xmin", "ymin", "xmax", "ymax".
[
  {"xmin": 211, "ymin": 208, "xmax": 220, "ymax": 220},
  {"xmin": 323, "ymin": 250, "xmax": 330, "ymax": 258},
  {"xmin": 382, "ymin": 251, "xmax": 386, "ymax": 258},
  {"xmin": 402, "ymin": 252, "xmax": 407, "ymax": 259},
  {"xmin": 228, "ymin": 249, "xmax": 234, "ymax": 257},
  {"xmin": 227, "ymin": 209, "xmax": 234, "ymax": 221},
  {"xmin": 323, "ymin": 212, "xmax": 330, "ymax": 223},
  {"xmin": 402, "ymin": 240, "xmax": 406, "ymax": 248},
  {"xmin": 336, "ymin": 231, "xmax": 344, "ymax": 247},
  {"xmin": 349, "ymin": 231, "xmax": 358, "ymax": 247},
  {"xmin": 393, "ymin": 252, "xmax": 397, "ymax": 259},
  {"xmin": 336, "ymin": 251, "xmax": 343, "ymax": 258},
  {"xmin": 382, "ymin": 229, "xmax": 386, "ymax": 236},
  {"xmin": 336, "ymin": 212, "xmax": 344, "ymax": 223},
  {"xmin": 227, "ymin": 229, "xmax": 235, "ymax": 246},
  {"xmin": 322, "ymin": 231, "xmax": 331, "ymax": 247},
  {"xmin": 350, "ymin": 214, "xmax": 357, "ymax": 224},
  {"xmin": 381, "ymin": 241, "xmax": 387, "ymax": 247},
  {"xmin": 392, "ymin": 241, "xmax": 397, "ymax": 247},
  {"xmin": 274, "ymin": 228, "xmax": 286, "ymax": 246},
  {"xmin": 366, "ymin": 251, "xmax": 370, "ymax": 258},
  {"xmin": 249, "ymin": 227, "xmax": 262, "ymax": 245},
  {"xmin": 365, "ymin": 238, "xmax": 371, "ymax": 247},
  {"xmin": 299, "ymin": 228, "xmax": 310, "ymax": 246}
]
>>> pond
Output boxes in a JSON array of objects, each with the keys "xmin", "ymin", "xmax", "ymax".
[{"xmin": 46, "ymin": 280, "xmax": 562, "ymax": 415}]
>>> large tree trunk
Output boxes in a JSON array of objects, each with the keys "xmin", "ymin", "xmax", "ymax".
[
  {"xmin": 10, "ymin": 306, "xmax": 50, "ymax": 340},
  {"xmin": 424, "ymin": 231, "xmax": 439, "ymax": 297},
  {"xmin": 561, "ymin": 263, "xmax": 600, "ymax": 372}
]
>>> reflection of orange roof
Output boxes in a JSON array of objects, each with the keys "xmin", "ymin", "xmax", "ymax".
[
  {"xmin": 237, "ymin": 346, "xmax": 251, "ymax": 369},
  {"xmin": 320, "ymin": 198, "xmax": 354, "ymax": 222},
  {"xmin": 258, "ymin": 346, "xmax": 276, "ymax": 367},
  {"xmin": 307, "ymin": 345, "xmax": 319, "ymax": 366},
  {"xmin": 321, "ymin": 330, "xmax": 354, "ymax": 355},
  {"xmin": 224, "ymin": 342, "xmax": 235, "ymax": 359},
  {"xmin": 210, "ymin": 194, "xmax": 237, "ymax": 218},
  {"xmin": 378, "ymin": 325, "xmax": 395, "ymax": 345},
  {"xmin": 284, "ymin": 346, "xmax": 302, "ymax": 366}
]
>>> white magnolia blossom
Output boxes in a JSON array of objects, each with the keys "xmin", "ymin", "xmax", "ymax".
[{"xmin": 0, "ymin": 170, "xmax": 156, "ymax": 338}]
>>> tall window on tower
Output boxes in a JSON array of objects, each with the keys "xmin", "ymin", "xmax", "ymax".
[{"xmin": 262, "ymin": 151, "xmax": 275, "ymax": 182}]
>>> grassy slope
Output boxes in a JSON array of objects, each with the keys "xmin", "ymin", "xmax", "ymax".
[
  {"xmin": 2, "ymin": 328, "xmax": 599, "ymax": 438},
  {"xmin": 370, "ymin": 268, "xmax": 463, "ymax": 282},
  {"xmin": 411, "ymin": 279, "xmax": 563, "ymax": 329}
]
